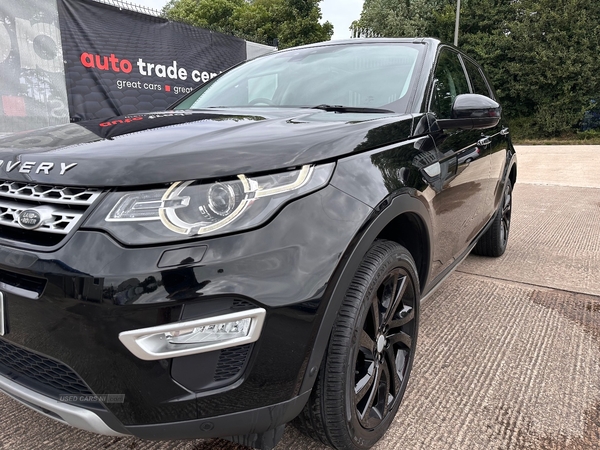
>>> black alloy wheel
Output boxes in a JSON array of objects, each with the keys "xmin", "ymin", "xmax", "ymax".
[
  {"xmin": 295, "ymin": 240, "xmax": 419, "ymax": 450},
  {"xmin": 353, "ymin": 265, "xmax": 416, "ymax": 430},
  {"xmin": 473, "ymin": 179, "xmax": 513, "ymax": 257}
]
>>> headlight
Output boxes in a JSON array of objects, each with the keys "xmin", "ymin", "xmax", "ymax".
[{"xmin": 83, "ymin": 163, "xmax": 334, "ymax": 245}]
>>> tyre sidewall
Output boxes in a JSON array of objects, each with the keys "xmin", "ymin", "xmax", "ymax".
[{"xmin": 337, "ymin": 244, "xmax": 420, "ymax": 449}]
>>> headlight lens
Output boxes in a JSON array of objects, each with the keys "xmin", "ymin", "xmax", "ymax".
[{"xmin": 84, "ymin": 163, "xmax": 333, "ymax": 245}]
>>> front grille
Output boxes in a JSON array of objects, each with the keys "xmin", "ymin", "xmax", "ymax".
[
  {"xmin": 0, "ymin": 181, "xmax": 103, "ymax": 246},
  {"xmin": 0, "ymin": 181, "xmax": 100, "ymax": 205},
  {"xmin": 0, "ymin": 338, "xmax": 95, "ymax": 400}
]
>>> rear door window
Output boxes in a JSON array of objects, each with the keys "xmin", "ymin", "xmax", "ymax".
[{"xmin": 464, "ymin": 59, "xmax": 492, "ymax": 98}]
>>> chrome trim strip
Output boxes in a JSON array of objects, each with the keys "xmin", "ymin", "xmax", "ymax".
[
  {"xmin": 0, "ymin": 282, "xmax": 38, "ymax": 300},
  {"xmin": 119, "ymin": 308, "xmax": 266, "ymax": 361},
  {"xmin": 0, "ymin": 374, "xmax": 126, "ymax": 436},
  {"xmin": 0, "ymin": 182, "xmax": 102, "ymax": 205}
]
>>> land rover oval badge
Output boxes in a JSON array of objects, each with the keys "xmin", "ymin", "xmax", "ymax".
[{"xmin": 18, "ymin": 209, "xmax": 42, "ymax": 230}]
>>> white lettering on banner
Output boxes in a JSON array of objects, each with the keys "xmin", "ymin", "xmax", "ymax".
[
  {"xmin": 136, "ymin": 59, "xmax": 189, "ymax": 81},
  {"xmin": 167, "ymin": 62, "xmax": 177, "ymax": 79},
  {"xmin": 155, "ymin": 64, "xmax": 166, "ymax": 77},
  {"xmin": 50, "ymin": 98, "xmax": 69, "ymax": 119},
  {"xmin": 191, "ymin": 70, "xmax": 219, "ymax": 83}
]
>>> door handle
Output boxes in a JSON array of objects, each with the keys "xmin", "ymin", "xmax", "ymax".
[
  {"xmin": 500, "ymin": 127, "xmax": 510, "ymax": 136},
  {"xmin": 477, "ymin": 137, "xmax": 492, "ymax": 146}
]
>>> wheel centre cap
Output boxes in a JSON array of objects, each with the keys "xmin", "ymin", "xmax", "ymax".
[{"xmin": 377, "ymin": 335, "xmax": 386, "ymax": 353}]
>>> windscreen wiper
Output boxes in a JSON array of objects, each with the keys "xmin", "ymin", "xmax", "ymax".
[{"xmin": 307, "ymin": 104, "xmax": 395, "ymax": 114}]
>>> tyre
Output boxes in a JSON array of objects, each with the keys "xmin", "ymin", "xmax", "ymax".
[
  {"xmin": 295, "ymin": 240, "xmax": 420, "ymax": 450},
  {"xmin": 473, "ymin": 179, "xmax": 513, "ymax": 257}
]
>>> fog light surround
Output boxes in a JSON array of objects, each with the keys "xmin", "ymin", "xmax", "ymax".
[{"xmin": 119, "ymin": 308, "xmax": 266, "ymax": 361}]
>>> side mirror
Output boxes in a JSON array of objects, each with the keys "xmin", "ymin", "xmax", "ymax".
[{"xmin": 438, "ymin": 94, "xmax": 502, "ymax": 130}]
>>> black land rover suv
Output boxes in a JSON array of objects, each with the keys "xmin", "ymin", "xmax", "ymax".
[{"xmin": 0, "ymin": 39, "xmax": 516, "ymax": 450}]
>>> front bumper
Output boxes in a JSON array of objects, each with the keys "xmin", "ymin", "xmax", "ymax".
[
  {"xmin": 0, "ymin": 369, "xmax": 311, "ymax": 440},
  {"xmin": 0, "ymin": 185, "xmax": 372, "ymax": 438},
  {"xmin": 0, "ymin": 373, "xmax": 125, "ymax": 435}
]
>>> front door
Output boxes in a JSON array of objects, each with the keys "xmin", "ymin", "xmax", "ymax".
[{"xmin": 427, "ymin": 48, "xmax": 490, "ymax": 278}]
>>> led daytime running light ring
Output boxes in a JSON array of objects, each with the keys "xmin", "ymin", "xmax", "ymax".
[
  {"xmin": 254, "ymin": 165, "xmax": 313, "ymax": 198},
  {"xmin": 159, "ymin": 174, "xmax": 253, "ymax": 236}
]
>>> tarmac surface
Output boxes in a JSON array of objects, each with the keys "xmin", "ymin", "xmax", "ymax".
[{"xmin": 1, "ymin": 145, "xmax": 599, "ymax": 450}]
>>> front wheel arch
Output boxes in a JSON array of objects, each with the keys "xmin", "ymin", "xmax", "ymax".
[
  {"xmin": 375, "ymin": 211, "xmax": 430, "ymax": 293},
  {"xmin": 295, "ymin": 240, "xmax": 420, "ymax": 449},
  {"xmin": 298, "ymin": 192, "xmax": 432, "ymax": 396}
]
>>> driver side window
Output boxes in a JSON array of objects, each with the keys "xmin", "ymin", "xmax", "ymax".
[{"xmin": 430, "ymin": 50, "xmax": 470, "ymax": 119}]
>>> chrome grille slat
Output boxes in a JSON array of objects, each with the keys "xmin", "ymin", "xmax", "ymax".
[
  {"xmin": 0, "ymin": 200, "xmax": 83, "ymax": 235},
  {"xmin": 0, "ymin": 181, "xmax": 104, "ymax": 242},
  {"xmin": 0, "ymin": 181, "xmax": 102, "ymax": 205}
]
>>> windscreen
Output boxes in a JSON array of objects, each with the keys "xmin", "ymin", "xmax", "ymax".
[{"xmin": 175, "ymin": 43, "xmax": 423, "ymax": 113}]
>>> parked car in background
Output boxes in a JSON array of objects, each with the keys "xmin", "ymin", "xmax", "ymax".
[
  {"xmin": 458, "ymin": 146, "xmax": 481, "ymax": 164},
  {"xmin": 581, "ymin": 99, "xmax": 600, "ymax": 131},
  {"xmin": 0, "ymin": 38, "xmax": 516, "ymax": 450}
]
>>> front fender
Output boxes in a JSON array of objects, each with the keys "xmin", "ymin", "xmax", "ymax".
[{"xmin": 298, "ymin": 191, "xmax": 433, "ymax": 394}]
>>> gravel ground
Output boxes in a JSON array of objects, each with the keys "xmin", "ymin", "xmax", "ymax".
[{"xmin": 1, "ymin": 145, "xmax": 599, "ymax": 450}]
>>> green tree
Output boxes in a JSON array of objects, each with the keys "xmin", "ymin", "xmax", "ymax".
[
  {"xmin": 351, "ymin": 0, "xmax": 442, "ymax": 37},
  {"xmin": 508, "ymin": 0, "xmax": 600, "ymax": 135},
  {"xmin": 353, "ymin": 0, "xmax": 600, "ymax": 136},
  {"xmin": 162, "ymin": 0, "xmax": 248, "ymax": 30},
  {"xmin": 276, "ymin": 0, "xmax": 334, "ymax": 48},
  {"xmin": 163, "ymin": 0, "xmax": 333, "ymax": 48}
]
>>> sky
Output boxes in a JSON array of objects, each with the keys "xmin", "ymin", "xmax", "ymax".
[{"xmin": 133, "ymin": 0, "xmax": 365, "ymax": 41}]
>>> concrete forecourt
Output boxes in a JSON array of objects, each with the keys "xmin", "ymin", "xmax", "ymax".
[{"xmin": 1, "ymin": 145, "xmax": 599, "ymax": 450}]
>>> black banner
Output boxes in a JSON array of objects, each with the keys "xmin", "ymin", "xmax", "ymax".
[{"xmin": 58, "ymin": 0, "xmax": 247, "ymax": 121}]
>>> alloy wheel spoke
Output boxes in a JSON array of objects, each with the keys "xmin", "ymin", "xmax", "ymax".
[
  {"xmin": 358, "ymin": 363, "xmax": 382, "ymax": 421},
  {"xmin": 384, "ymin": 275, "xmax": 407, "ymax": 326},
  {"xmin": 355, "ymin": 360, "xmax": 376, "ymax": 403},
  {"xmin": 370, "ymin": 291, "xmax": 381, "ymax": 331},
  {"xmin": 359, "ymin": 329, "xmax": 376, "ymax": 353},
  {"xmin": 384, "ymin": 345, "xmax": 403, "ymax": 396},
  {"xmin": 379, "ymin": 361, "xmax": 393, "ymax": 418},
  {"xmin": 387, "ymin": 330, "xmax": 412, "ymax": 349},
  {"xmin": 379, "ymin": 270, "xmax": 400, "ymax": 324},
  {"xmin": 389, "ymin": 306, "xmax": 414, "ymax": 329}
]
